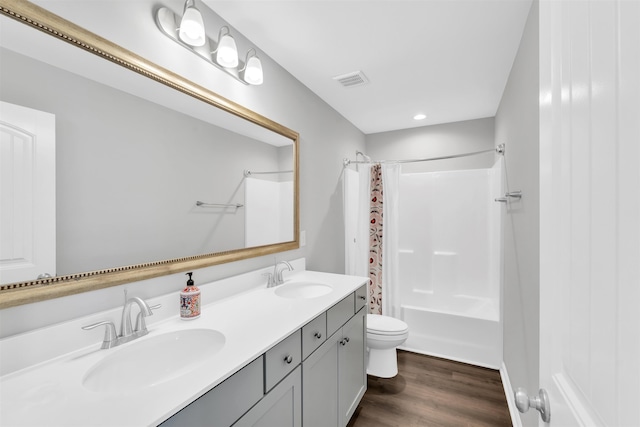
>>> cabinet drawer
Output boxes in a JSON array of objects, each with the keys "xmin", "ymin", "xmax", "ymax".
[
  {"xmin": 161, "ymin": 356, "xmax": 263, "ymax": 427},
  {"xmin": 327, "ymin": 293, "xmax": 355, "ymax": 337},
  {"xmin": 302, "ymin": 312, "xmax": 327, "ymax": 360},
  {"xmin": 354, "ymin": 284, "xmax": 367, "ymax": 312},
  {"xmin": 265, "ymin": 330, "xmax": 302, "ymax": 392}
]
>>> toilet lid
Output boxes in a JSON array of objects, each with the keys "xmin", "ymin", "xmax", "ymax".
[{"xmin": 367, "ymin": 314, "xmax": 408, "ymax": 335}]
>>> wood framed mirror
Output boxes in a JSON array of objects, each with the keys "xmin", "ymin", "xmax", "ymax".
[{"xmin": 0, "ymin": 1, "xmax": 299, "ymax": 309}]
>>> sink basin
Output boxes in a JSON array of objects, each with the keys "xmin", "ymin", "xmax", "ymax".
[
  {"xmin": 83, "ymin": 329, "xmax": 225, "ymax": 392},
  {"xmin": 275, "ymin": 281, "xmax": 332, "ymax": 299}
]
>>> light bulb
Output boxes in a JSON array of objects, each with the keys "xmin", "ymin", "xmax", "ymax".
[
  {"xmin": 216, "ymin": 34, "xmax": 238, "ymax": 68},
  {"xmin": 178, "ymin": 4, "xmax": 205, "ymax": 46},
  {"xmin": 244, "ymin": 56, "xmax": 263, "ymax": 85}
]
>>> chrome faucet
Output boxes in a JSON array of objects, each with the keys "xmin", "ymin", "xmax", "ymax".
[
  {"xmin": 82, "ymin": 293, "xmax": 160, "ymax": 349},
  {"xmin": 120, "ymin": 296, "xmax": 153, "ymax": 338},
  {"xmin": 273, "ymin": 260, "xmax": 293, "ymax": 286}
]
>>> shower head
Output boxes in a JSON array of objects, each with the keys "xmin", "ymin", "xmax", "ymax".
[{"xmin": 355, "ymin": 151, "xmax": 372, "ymax": 162}]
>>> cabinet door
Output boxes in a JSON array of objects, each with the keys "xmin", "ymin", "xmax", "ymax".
[
  {"xmin": 234, "ymin": 367, "xmax": 302, "ymax": 427},
  {"xmin": 302, "ymin": 329, "xmax": 341, "ymax": 427},
  {"xmin": 338, "ymin": 309, "xmax": 366, "ymax": 427}
]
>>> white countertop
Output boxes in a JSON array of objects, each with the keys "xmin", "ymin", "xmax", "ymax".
[{"xmin": 0, "ymin": 270, "xmax": 368, "ymax": 427}]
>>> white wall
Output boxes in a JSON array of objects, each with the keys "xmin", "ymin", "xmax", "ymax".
[
  {"xmin": 0, "ymin": 0, "xmax": 364, "ymax": 337},
  {"xmin": 494, "ymin": 1, "xmax": 539, "ymax": 426},
  {"xmin": 365, "ymin": 117, "xmax": 496, "ymax": 173}
]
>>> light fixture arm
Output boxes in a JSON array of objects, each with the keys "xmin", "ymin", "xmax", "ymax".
[{"xmin": 182, "ymin": 0, "xmax": 196, "ymax": 13}]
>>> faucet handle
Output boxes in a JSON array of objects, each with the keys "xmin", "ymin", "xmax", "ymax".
[
  {"xmin": 134, "ymin": 303, "xmax": 161, "ymax": 334},
  {"xmin": 262, "ymin": 272, "xmax": 275, "ymax": 288},
  {"xmin": 82, "ymin": 321, "xmax": 118, "ymax": 349}
]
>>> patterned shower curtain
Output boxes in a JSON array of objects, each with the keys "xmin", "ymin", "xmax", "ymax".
[{"xmin": 369, "ymin": 164, "xmax": 383, "ymax": 314}]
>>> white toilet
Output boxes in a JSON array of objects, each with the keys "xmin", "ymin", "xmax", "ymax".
[{"xmin": 366, "ymin": 314, "xmax": 409, "ymax": 378}]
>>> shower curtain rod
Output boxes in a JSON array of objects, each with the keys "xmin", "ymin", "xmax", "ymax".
[{"xmin": 343, "ymin": 144, "xmax": 505, "ymax": 167}]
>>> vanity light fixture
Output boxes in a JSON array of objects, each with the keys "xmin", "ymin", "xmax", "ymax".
[
  {"xmin": 155, "ymin": 5, "xmax": 264, "ymax": 85},
  {"xmin": 178, "ymin": 0, "xmax": 205, "ymax": 46},
  {"xmin": 212, "ymin": 26, "xmax": 238, "ymax": 68},
  {"xmin": 239, "ymin": 49, "xmax": 264, "ymax": 85}
]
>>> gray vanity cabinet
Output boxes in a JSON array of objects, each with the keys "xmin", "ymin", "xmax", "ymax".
[
  {"xmin": 234, "ymin": 366, "xmax": 302, "ymax": 427},
  {"xmin": 160, "ymin": 356, "xmax": 264, "ymax": 427},
  {"xmin": 302, "ymin": 293, "xmax": 367, "ymax": 427},
  {"xmin": 161, "ymin": 284, "xmax": 367, "ymax": 427},
  {"xmin": 301, "ymin": 327, "xmax": 341, "ymax": 426},
  {"xmin": 338, "ymin": 308, "xmax": 366, "ymax": 426}
]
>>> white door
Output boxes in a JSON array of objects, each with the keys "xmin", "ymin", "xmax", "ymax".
[
  {"xmin": 0, "ymin": 101, "xmax": 56, "ymax": 284},
  {"xmin": 539, "ymin": 0, "xmax": 639, "ymax": 425}
]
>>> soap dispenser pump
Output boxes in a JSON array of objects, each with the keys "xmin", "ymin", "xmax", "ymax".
[{"xmin": 180, "ymin": 272, "xmax": 201, "ymax": 320}]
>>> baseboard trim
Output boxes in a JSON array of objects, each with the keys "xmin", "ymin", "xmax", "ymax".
[
  {"xmin": 398, "ymin": 345, "xmax": 500, "ymax": 370},
  {"xmin": 500, "ymin": 362, "xmax": 522, "ymax": 427}
]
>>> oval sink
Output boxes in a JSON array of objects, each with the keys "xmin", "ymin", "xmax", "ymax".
[
  {"xmin": 83, "ymin": 329, "xmax": 225, "ymax": 392},
  {"xmin": 275, "ymin": 281, "xmax": 332, "ymax": 299}
]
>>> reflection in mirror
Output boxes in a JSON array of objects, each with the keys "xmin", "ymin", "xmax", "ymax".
[{"xmin": 0, "ymin": 1, "xmax": 298, "ymax": 306}]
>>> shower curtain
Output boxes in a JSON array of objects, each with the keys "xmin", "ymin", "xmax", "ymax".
[
  {"xmin": 343, "ymin": 167, "xmax": 370, "ymax": 278},
  {"xmin": 381, "ymin": 164, "xmax": 400, "ymax": 318},
  {"xmin": 369, "ymin": 165, "xmax": 383, "ymax": 314},
  {"xmin": 344, "ymin": 164, "xmax": 401, "ymax": 318}
]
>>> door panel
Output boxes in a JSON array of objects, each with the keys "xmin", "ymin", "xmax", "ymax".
[
  {"xmin": 0, "ymin": 101, "xmax": 55, "ymax": 284},
  {"xmin": 539, "ymin": 0, "xmax": 640, "ymax": 425}
]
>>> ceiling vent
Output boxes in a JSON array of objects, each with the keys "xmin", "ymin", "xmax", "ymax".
[{"xmin": 333, "ymin": 71, "xmax": 369, "ymax": 88}]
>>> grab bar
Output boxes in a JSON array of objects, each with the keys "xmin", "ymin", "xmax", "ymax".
[
  {"xmin": 196, "ymin": 201, "xmax": 244, "ymax": 208},
  {"xmin": 244, "ymin": 169, "xmax": 293, "ymax": 177}
]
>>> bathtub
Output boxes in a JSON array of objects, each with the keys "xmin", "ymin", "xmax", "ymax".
[
  {"xmin": 396, "ymin": 163, "xmax": 503, "ymax": 369},
  {"xmin": 399, "ymin": 293, "xmax": 502, "ymax": 369}
]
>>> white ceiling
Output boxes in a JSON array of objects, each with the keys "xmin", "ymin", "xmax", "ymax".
[{"xmin": 205, "ymin": 0, "xmax": 533, "ymax": 135}]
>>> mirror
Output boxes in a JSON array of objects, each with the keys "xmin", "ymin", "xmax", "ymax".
[{"xmin": 0, "ymin": 1, "xmax": 299, "ymax": 308}]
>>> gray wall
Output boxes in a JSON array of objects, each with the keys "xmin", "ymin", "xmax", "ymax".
[
  {"xmin": 365, "ymin": 117, "xmax": 496, "ymax": 172},
  {"xmin": 494, "ymin": 2, "xmax": 539, "ymax": 426},
  {"xmin": 0, "ymin": 1, "xmax": 365, "ymax": 335},
  {"xmin": 2, "ymin": 48, "xmax": 287, "ymax": 274}
]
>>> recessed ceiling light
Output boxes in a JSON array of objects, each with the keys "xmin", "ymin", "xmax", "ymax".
[{"xmin": 413, "ymin": 113, "xmax": 427, "ymax": 120}]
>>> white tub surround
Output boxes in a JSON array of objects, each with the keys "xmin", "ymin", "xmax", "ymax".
[
  {"xmin": 397, "ymin": 160, "xmax": 504, "ymax": 368},
  {"xmin": 0, "ymin": 269, "xmax": 367, "ymax": 426}
]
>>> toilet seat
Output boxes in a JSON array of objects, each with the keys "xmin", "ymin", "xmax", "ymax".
[{"xmin": 367, "ymin": 314, "xmax": 408, "ymax": 336}]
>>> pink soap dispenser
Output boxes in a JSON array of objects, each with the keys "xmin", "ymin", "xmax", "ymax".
[{"xmin": 180, "ymin": 272, "xmax": 201, "ymax": 320}]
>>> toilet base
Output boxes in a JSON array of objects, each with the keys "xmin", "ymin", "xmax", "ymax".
[{"xmin": 366, "ymin": 347, "xmax": 399, "ymax": 378}]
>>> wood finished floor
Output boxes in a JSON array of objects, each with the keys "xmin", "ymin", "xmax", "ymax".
[{"xmin": 347, "ymin": 350, "xmax": 512, "ymax": 427}]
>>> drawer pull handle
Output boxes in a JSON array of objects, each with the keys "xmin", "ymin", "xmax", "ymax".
[
  {"xmin": 314, "ymin": 332, "xmax": 322, "ymax": 339},
  {"xmin": 284, "ymin": 355, "xmax": 293, "ymax": 364},
  {"xmin": 359, "ymin": 295, "xmax": 366, "ymax": 300},
  {"xmin": 344, "ymin": 337, "xmax": 350, "ymax": 343},
  {"xmin": 340, "ymin": 338, "xmax": 350, "ymax": 346}
]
